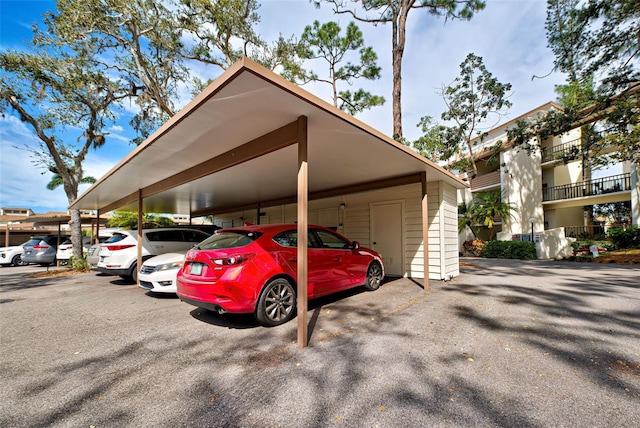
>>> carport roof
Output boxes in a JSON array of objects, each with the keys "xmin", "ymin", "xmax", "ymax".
[{"xmin": 69, "ymin": 57, "xmax": 467, "ymax": 215}]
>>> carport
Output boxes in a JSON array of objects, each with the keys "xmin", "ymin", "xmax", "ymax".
[{"xmin": 69, "ymin": 57, "xmax": 467, "ymax": 347}]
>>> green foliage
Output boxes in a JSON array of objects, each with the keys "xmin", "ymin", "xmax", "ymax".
[
  {"xmin": 607, "ymin": 226, "xmax": 640, "ymax": 249},
  {"xmin": 319, "ymin": 0, "xmax": 486, "ymax": 138},
  {"xmin": 482, "ymin": 241, "xmax": 536, "ymax": 260},
  {"xmin": 458, "ymin": 200, "xmax": 478, "ymax": 238},
  {"xmin": 107, "ymin": 211, "xmax": 176, "ymax": 229},
  {"xmin": 69, "ymin": 255, "xmax": 90, "ymax": 271},
  {"xmin": 413, "ymin": 53, "xmax": 511, "ymax": 173},
  {"xmin": 509, "ymin": 0, "xmax": 640, "ymax": 168},
  {"xmin": 470, "ymin": 189, "xmax": 517, "ymax": 240},
  {"xmin": 283, "ymin": 20, "xmax": 385, "ymax": 115},
  {"xmin": 457, "ymin": 190, "xmax": 517, "ymax": 241}
]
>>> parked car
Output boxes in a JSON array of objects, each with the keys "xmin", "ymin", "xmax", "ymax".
[
  {"xmin": 138, "ymin": 251, "xmax": 187, "ymax": 294},
  {"xmin": 87, "ymin": 230, "xmax": 119, "ymax": 269},
  {"xmin": 56, "ymin": 236, "xmax": 92, "ymax": 266},
  {"xmin": 97, "ymin": 228, "xmax": 210, "ymax": 282},
  {"xmin": 21, "ymin": 235, "xmax": 68, "ymax": 266},
  {"xmin": 0, "ymin": 243, "xmax": 29, "ymax": 267},
  {"xmin": 177, "ymin": 224, "xmax": 384, "ymax": 327}
]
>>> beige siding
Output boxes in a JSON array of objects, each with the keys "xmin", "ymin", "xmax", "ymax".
[
  {"xmin": 211, "ymin": 181, "xmax": 460, "ymax": 280},
  {"xmin": 442, "ymin": 182, "xmax": 460, "ymax": 278}
]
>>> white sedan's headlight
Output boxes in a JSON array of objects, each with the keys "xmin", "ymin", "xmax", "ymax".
[{"xmin": 156, "ymin": 261, "xmax": 183, "ymax": 272}]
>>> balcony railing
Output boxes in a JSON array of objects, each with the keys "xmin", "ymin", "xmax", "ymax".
[
  {"xmin": 543, "ymin": 173, "xmax": 631, "ymax": 202},
  {"xmin": 564, "ymin": 225, "xmax": 606, "ymax": 239},
  {"xmin": 470, "ymin": 170, "xmax": 501, "ymax": 191},
  {"xmin": 541, "ymin": 138, "xmax": 582, "ymax": 163}
]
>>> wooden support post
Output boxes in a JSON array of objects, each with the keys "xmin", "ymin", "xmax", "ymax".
[
  {"xmin": 96, "ymin": 213, "xmax": 100, "ymax": 245},
  {"xmin": 296, "ymin": 115, "xmax": 309, "ymax": 348}
]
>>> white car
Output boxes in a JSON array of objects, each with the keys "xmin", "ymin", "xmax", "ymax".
[
  {"xmin": 0, "ymin": 243, "xmax": 28, "ymax": 267},
  {"xmin": 56, "ymin": 236, "xmax": 91, "ymax": 265},
  {"xmin": 87, "ymin": 231, "xmax": 119, "ymax": 269},
  {"xmin": 97, "ymin": 228, "xmax": 210, "ymax": 282},
  {"xmin": 138, "ymin": 251, "xmax": 187, "ymax": 293}
]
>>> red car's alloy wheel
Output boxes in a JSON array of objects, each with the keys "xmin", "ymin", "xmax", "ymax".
[{"xmin": 255, "ymin": 278, "xmax": 296, "ymax": 327}]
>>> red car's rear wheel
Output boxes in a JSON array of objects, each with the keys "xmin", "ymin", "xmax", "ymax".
[{"xmin": 255, "ymin": 278, "xmax": 296, "ymax": 327}]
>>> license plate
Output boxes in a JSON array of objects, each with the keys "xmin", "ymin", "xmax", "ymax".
[
  {"xmin": 100, "ymin": 256, "xmax": 104, "ymax": 262},
  {"xmin": 189, "ymin": 263, "xmax": 203, "ymax": 275}
]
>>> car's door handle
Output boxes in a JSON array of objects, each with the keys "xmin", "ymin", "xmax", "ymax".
[
  {"xmin": 333, "ymin": 257, "xmax": 342, "ymax": 263},
  {"xmin": 289, "ymin": 257, "xmax": 297, "ymax": 262}
]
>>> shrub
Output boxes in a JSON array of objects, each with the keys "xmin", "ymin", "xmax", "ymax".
[
  {"xmin": 482, "ymin": 240, "xmax": 537, "ymax": 260},
  {"xmin": 69, "ymin": 256, "xmax": 90, "ymax": 271},
  {"xmin": 607, "ymin": 226, "xmax": 640, "ymax": 249},
  {"xmin": 462, "ymin": 240, "xmax": 486, "ymax": 257}
]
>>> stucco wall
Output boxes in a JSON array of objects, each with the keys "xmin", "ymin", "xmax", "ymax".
[{"xmin": 501, "ymin": 147, "xmax": 544, "ymax": 235}]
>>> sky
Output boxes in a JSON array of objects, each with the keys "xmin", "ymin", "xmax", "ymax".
[{"xmin": 0, "ymin": 0, "xmax": 568, "ymax": 214}]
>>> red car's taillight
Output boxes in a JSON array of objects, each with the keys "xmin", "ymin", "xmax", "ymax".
[
  {"xmin": 211, "ymin": 253, "xmax": 254, "ymax": 266},
  {"xmin": 103, "ymin": 244, "xmax": 136, "ymax": 251}
]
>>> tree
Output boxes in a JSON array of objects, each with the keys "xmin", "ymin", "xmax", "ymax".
[
  {"xmin": 46, "ymin": 171, "xmax": 96, "ymax": 191},
  {"xmin": 457, "ymin": 200, "xmax": 478, "ymax": 239},
  {"xmin": 284, "ymin": 20, "xmax": 384, "ymax": 115},
  {"xmin": 1, "ymin": 47, "xmax": 124, "ymax": 262},
  {"xmin": 509, "ymin": 0, "xmax": 639, "ymax": 167},
  {"xmin": 470, "ymin": 189, "xmax": 517, "ymax": 240},
  {"xmin": 318, "ymin": 0, "xmax": 485, "ymax": 139},
  {"xmin": 41, "ymin": 0, "xmax": 190, "ymax": 145},
  {"xmin": 108, "ymin": 211, "xmax": 176, "ymax": 229},
  {"xmin": 45, "ymin": 0, "xmax": 297, "ymax": 145},
  {"xmin": 413, "ymin": 53, "xmax": 512, "ymax": 175}
]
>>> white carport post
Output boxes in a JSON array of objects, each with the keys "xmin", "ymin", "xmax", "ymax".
[
  {"xmin": 421, "ymin": 172, "xmax": 429, "ymax": 290},
  {"xmin": 297, "ymin": 116, "xmax": 309, "ymax": 348},
  {"xmin": 137, "ymin": 190, "xmax": 143, "ymax": 286}
]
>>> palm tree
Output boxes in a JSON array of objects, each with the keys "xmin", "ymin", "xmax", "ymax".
[
  {"xmin": 472, "ymin": 190, "xmax": 518, "ymax": 240},
  {"xmin": 46, "ymin": 173, "xmax": 96, "ymax": 190},
  {"xmin": 458, "ymin": 200, "xmax": 478, "ymax": 239}
]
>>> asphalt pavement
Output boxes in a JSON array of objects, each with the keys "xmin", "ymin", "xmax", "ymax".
[{"xmin": 1, "ymin": 259, "xmax": 639, "ymax": 427}]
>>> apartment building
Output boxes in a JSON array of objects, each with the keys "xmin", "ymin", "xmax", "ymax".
[{"xmin": 458, "ymin": 102, "xmax": 639, "ymax": 258}]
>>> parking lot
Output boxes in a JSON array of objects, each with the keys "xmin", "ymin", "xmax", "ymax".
[{"xmin": 1, "ymin": 259, "xmax": 639, "ymax": 427}]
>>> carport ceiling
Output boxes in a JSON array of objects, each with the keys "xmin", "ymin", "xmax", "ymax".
[{"xmin": 70, "ymin": 58, "xmax": 466, "ymax": 215}]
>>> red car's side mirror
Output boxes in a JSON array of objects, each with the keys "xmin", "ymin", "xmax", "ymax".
[{"xmin": 351, "ymin": 241, "xmax": 360, "ymax": 250}]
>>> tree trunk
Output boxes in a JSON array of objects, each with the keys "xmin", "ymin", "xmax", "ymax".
[
  {"xmin": 69, "ymin": 208, "xmax": 83, "ymax": 261},
  {"xmin": 391, "ymin": 6, "xmax": 406, "ymax": 140}
]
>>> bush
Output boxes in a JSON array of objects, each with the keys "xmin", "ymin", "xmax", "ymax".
[
  {"xmin": 482, "ymin": 240, "xmax": 537, "ymax": 260},
  {"xmin": 462, "ymin": 240, "xmax": 486, "ymax": 257},
  {"xmin": 69, "ymin": 256, "xmax": 90, "ymax": 271},
  {"xmin": 607, "ymin": 226, "xmax": 640, "ymax": 249}
]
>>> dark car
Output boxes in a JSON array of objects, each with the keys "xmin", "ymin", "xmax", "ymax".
[
  {"xmin": 22, "ymin": 235, "xmax": 68, "ymax": 266},
  {"xmin": 177, "ymin": 224, "xmax": 385, "ymax": 327}
]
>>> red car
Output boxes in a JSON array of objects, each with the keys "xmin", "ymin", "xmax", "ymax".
[{"xmin": 177, "ymin": 224, "xmax": 384, "ymax": 326}]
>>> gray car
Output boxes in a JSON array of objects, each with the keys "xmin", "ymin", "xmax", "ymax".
[{"xmin": 21, "ymin": 235, "xmax": 67, "ymax": 266}]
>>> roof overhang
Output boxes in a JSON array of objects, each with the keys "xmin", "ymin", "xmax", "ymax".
[{"xmin": 70, "ymin": 57, "xmax": 467, "ymax": 215}]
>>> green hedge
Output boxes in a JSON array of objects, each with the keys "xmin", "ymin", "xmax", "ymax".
[
  {"xmin": 607, "ymin": 227, "xmax": 640, "ymax": 249},
  {"xmin": 482, "ymin": 240, "xmax": 537, "ymax": 260}
]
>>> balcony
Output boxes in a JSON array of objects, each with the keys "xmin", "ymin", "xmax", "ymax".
[
  {"xmin": 542, "ymin": 173, "xmax": 631, "ymax": 202},
  {"xmin": 541, "ymin": 138, "xmax": 582, "ymax": 164},
  {"xmin": 470, "ymin": 170, "xmax": 500, "ymax": 191}
]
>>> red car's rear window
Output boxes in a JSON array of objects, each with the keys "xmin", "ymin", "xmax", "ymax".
[{"xmin": 197, "ymin": 231, "xmax": 262, "ymax": 250}]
